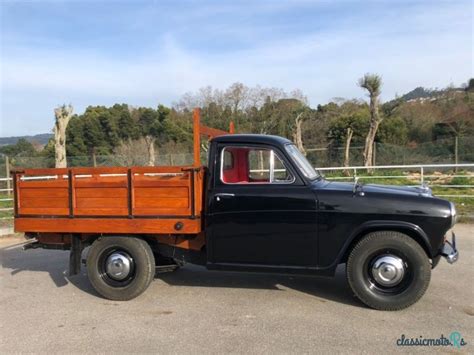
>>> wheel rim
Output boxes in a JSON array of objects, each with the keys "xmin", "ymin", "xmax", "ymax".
[
  {"xmin": 98, "ymin": 248, "xmax": 135, "ymax": 287},
  {"xmin": 105, "ymin": 252, "xmax": 133, "ymax": 281},
  {"xmin": 364, "ymin": 250, "xmax": 413, "ymax": 295},
  {"xmin": 371, "ymin": 255, "xmax": 405, "ymax": 287}
]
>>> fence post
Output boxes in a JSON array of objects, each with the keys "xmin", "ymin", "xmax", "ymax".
[
  {"xmin": 454, "ymin": 135, "xmax": 459, "ymax": 172},
  {"xmin": 5, "ymin": 156, "xmax": 11, "ymax": 196},
  {"xmin": 353, "ymin": 168, "xmax": 357, "ymax": 182},
  {"xmin": 373, "ymin": 142, "xmax": 376, "ymax": 166},
  {"xmin": 420, "ymin": 166, "xmax": 424, "ymax": 185}
]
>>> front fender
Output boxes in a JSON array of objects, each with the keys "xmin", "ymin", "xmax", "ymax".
[{"xmin": 335, "ymin": 220, "xmax": 432, "ymax": 265}]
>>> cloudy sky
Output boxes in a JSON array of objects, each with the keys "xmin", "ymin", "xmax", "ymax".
[{"xmin": 1, "ymin": 0, "xmax": 472, "ymax": 136}]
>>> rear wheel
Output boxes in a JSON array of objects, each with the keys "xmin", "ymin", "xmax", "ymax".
[
  {"xmin": 87, "ymin": 236, "xmax": 155, "ymax": 301},
  {"xmin": 347, "ymin": 231, "xmax": 431, "ymax": 311}
]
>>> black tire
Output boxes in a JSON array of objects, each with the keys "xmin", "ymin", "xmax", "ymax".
[
  {"xmin": 86, "ymin": 236, "xmax": 155, "ymax": 301},
  {"xmin": 347, "ymin": 231, "xmax": 431, "ymax": 311}
]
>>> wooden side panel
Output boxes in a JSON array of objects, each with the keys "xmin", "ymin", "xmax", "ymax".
[
  {"xmin": 17, "ymin": 179, "xmax": 69, "ymax": 216},
  {"xmin": 74, "ymin": 176, "xmax": 128, "ymax": 216},
  {"xmin": 133, "ymin": 175, "xmax": 191, "ymax": 216},
  {"xmin": 14, "ymin": 165, "xmax": 203, "ymax": 234}
]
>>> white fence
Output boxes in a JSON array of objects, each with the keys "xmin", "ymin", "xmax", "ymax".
[
  {"xmin": 0, "ymin": 176, "xmax": 13, "ymax": 219},
  {"xmin": 318, "ymin": 163, "xmax": 474, "ymax": 198},
  {"xmin": 1, "ymin": 163, "xmax": 473, "ymax": 220}
]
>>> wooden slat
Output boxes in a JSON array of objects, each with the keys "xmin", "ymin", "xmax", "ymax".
[
  {"xmin": 20, "ymin": 197, "xmax": 68, "ymax": 208},
  {"xmin": 133, "ymin": 179, "xmax": 190, "ymax": 188},
  {"xmin": 74, "ymin": 180, "xmax": 128, "ymax": 188},
  {"xmin": 134, "ymin": 197, "xmax": 189, "ymax": 208},
  {"xmin": 133, "ymin": 207, "xmax": 191, "ymax": 215},
  {"xmin": 18, "ymin": 180, "xmax": 68, "ymax": 188},
  {"xmin": 21, "ymin": 188, "xmax": 68, "ymax": 198},
  {"xmin": 75, "ymin": 197, "xmax": 127, "ymax": 209},
  {"xmin": 200, "ymin": 124, "xmax": 231, "ymax": 138},
  {"xmin": 132, "ymin": 166, "xmax": 191, "ymax": 174},
  {"xmin": 18, "ymin": 207, "xmax": 69, "ymax": 215},
  {"xmin": 71, "ymin": 167, "xmax": 129, "ymax": 175},
  {"xmin": 74, "ymin": 208, "xmax": 128, "ymax": 216},
  {"xmin": 19, "ymin": 166, "xmax": 192, "ymax": 177},
  {"xmin": 134, "ymin": 187, "xmax": 188, "ymax": 198},
  {"xmin": 76, "ymin": 188, "xmax": 128, "ymax": 198},
  {"xmin": 15, "ymin": 217, "xmax": 202, "ymax": 234}
]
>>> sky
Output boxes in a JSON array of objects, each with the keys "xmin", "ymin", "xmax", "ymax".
[{"xmin": 0, "ymin": 0, "xmax": 472, "ymax": 136}]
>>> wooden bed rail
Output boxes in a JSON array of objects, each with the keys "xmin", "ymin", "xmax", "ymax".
[{"xmin": 193, "ymin": 107, "xmax": 234, "ymax": 167}]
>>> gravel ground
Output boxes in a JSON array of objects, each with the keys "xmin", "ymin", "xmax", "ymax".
[{"xmin": 0, "ymin": 225, "xmax": 473, "ymax": 354}]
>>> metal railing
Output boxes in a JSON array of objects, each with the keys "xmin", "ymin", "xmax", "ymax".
[{"xmin": 318, "ymin": 163, "xmax": 474, "ymax": 198}]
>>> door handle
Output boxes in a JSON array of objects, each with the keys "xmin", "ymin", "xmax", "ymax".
[{"xmin": 215, "ymin": 193, "xmax": 235, "ymax": 201}]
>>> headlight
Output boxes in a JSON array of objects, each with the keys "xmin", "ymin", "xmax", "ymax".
[{"xmin": 449, "ymin": 202, "xmax": 457, "ymax": 228}]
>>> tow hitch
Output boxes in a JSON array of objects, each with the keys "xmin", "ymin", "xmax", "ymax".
[{"xmin": 440, "ymin": 232, "xmax": 459, "ymax": 264}]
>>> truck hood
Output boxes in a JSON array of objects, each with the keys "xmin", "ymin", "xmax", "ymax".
[{"xmin": 317, "ymin": 181, "xmax": 433, "ymax": 197}]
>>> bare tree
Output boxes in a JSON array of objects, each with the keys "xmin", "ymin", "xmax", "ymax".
[
  {"xmin": 343, "ymin": 127, "xmax": 354, "ymax": 173},
  {"xmin": 114, "ymin": 138, "xmax": 150, "ymax": 166},
  {"xmin": 293, "ymin": 112, "xmax": 306, "ymax": 155},
  {"xmin": 358, "ymin": 74, "xmax": 382, "ymax": 168},
  {"xmin": 54, "ymin": 104, "xmax": 73, "ymax": 168}
]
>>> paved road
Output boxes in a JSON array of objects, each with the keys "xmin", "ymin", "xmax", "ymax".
[{"xmin": 1, "ymin": 225, "xmax": 473, "ymax": 354}]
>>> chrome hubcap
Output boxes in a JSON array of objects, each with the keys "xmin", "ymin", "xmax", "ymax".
[
  {"xmin": 105, "ymin": 252, "xmax": 132, "ymax": 280},
  {"xmin": 371, "ymin": 255, "xmax": 405, "ymax": 287}
]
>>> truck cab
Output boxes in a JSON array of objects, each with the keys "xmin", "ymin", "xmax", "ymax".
[{"xmin": 206, "ymin": 135, "xmax": 319, "ymax": 270}]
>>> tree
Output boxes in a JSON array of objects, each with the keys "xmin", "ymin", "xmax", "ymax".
[
  {"xmin": 327, "ymin": 102, "xmax": 369, "ymax": 170},
  {"xmin": 0, "ymin": 138, "xmax": 36, "ymax": 157},
  {"xmin": 358, "ymin": 74, "xmax": 382, "ymax": 168},
  {"xmin": 54, "ymin": 104, "xmax": 73, "ymax": 168},
  {"xmin": 138, "ymin": 105, "xmax": 170, "ymax": 166},
  {"xmin": 465, "ymin": 78, "xmax": 474, "ymax": 92}
]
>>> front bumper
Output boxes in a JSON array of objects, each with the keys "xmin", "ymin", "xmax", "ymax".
[{"xmin": 440, "ymin": 232, "xmax": 459, "ymax": 264}]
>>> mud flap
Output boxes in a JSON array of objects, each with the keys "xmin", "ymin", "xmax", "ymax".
[{"xmin": 69, "ymin": 235, "xmax": 83, "ymax": 276}]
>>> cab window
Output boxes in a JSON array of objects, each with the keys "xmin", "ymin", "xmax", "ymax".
[{"xmin": 220, "ymin": 146, "xmax": 294, "ymax": 184}]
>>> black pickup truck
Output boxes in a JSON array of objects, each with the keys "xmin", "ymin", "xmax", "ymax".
[
  {"xmin": 205, "ymin": 135, "xmax": 458, "ymax": 310},
  {"xmin": 16, "ymin": 126, "xmax": 459, "ymax": 310}
]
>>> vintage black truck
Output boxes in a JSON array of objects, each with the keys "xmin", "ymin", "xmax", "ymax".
[{"xmin": 13, "ymin": 109, "xmax": 458, "ymax": 310}]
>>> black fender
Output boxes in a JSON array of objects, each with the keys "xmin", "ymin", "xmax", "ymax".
[{"xmin": 335, "ymin": 220, "xmax": 432, "ymax": 266}]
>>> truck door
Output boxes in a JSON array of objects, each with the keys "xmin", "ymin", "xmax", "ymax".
[{"xmin": 207, "ymin": 144, "xmax": 318, "ymax": 267}]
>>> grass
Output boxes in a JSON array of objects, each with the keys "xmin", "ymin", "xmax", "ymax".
[{"xmin": 0, "ymin": 192, "xmax": 14, "ymax": 228}]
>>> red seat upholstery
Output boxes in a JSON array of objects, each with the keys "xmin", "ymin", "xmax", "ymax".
[{"xmin": 222, "ymin": 148, "xmax": 249, "ymax": 183}]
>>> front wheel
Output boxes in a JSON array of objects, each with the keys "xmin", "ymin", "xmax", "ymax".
[
  {"xmin": 87, "ymin": 236, "xmax": 155, "ymax": 301},
  {"xmin": 347, "ymin": 231, "xmax": 431, "ymax": 311}
]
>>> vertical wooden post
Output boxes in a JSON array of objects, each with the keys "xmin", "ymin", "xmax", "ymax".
[
  {"xmin": 372, "ymin": 142, "xmax": 376, "ymax": 166},
  {"xmin": 12, "ymin": 172, "xmax": 19, "ymax": 217},
  {"xmin": 229, "ymin": 121, "xmax": 235, "ymax": 134},
  {"xmin": 193, "ymin": 108, "xmax": 201, "ymax": 167},
  {"xmin": 5, "ymin": 156, "xmax": 11, "ymax": 196},
  {"xmin": 454, "ymin": 135, "xmax": 459, "ymax": 172}
]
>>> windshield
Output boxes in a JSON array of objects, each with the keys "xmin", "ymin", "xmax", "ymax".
[{"xmin": 285, "ymin": 144, "xmax": 320, "ymax": 180}]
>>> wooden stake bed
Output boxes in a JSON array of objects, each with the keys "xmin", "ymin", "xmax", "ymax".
[
  {"xmin": 13, "ymin": 166, "xmax": 204, "ymax": 234},
  {"xmin": 13, "ymin": 108, "xmax": 233, "ymax": 235}
]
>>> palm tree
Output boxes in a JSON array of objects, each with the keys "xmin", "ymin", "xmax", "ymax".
[{"xmin": 358, "ymin": 73, "xmax": 382, "ymax": 168}]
